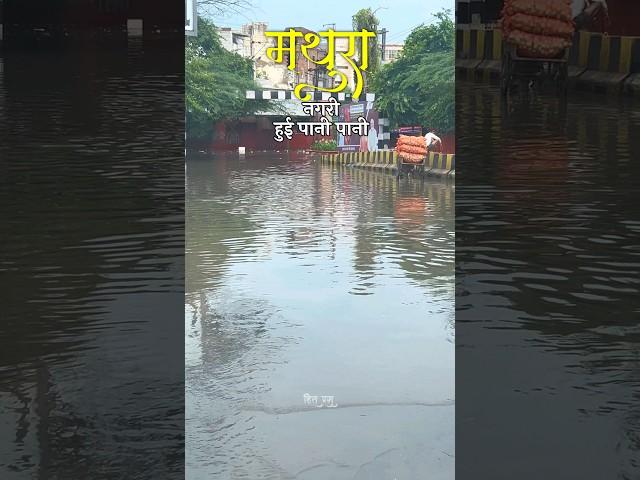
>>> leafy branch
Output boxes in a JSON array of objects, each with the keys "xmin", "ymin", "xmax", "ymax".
[
  {"xmin": 371, "ymin": 9, "xmax": 454, "ymax": 133},
  {"xmin": 186, "ymin": 16, "xmax": 270, "ymax": 140}
]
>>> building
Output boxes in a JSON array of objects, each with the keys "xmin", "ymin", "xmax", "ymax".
[
  {"xmin": 219, "ymin": 23, "xmax": 337, "ymax": 91},
  {"xmin": 382, "ymin": 43, "xmax": 403, "ymax": 64},
  {"xmin": 284, "ymin": 26, "xmax": 333, "ymax": 90},
  {"xmin": 250, "ymin": 22, "xmax": 293, "ymax": 90},
  {"xmin": 334, "ymin": 36, "xmax": 357, "ymax": 93},
  {"xmin": 218, "ymin": 22, "xmax": 291, "ymax": 90},
  {"xmin": 213, "ymin": 24, "xmax": 337, "ymax": 152},
  {"xmin": 242, "ymin": 22, "xmax": 270, "ymax": 63},
  {"xmin": 218, "ymin": 27, "xmax": 251, "ymax": 57}
]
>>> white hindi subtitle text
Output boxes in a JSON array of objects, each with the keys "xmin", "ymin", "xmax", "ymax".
[{"xmin": 272, "ymin": 100, "xmax": 369, "ymax": 142}]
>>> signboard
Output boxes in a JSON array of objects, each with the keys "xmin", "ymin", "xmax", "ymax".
[
  {"xmin": 336, "ymin": 101, "xmax": 379, "ymax": 153},
  {"xmin": 398, "ymin": 126, "xmax": 423, "ymax": 136},
  {"xmin": 185, "ymin": 0, "xmax": 197, "ymax": 36}
]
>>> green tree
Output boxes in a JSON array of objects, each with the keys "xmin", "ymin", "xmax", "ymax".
[
  {"xmin": 185, "ymin": 17, "xmax": 267, "ymax": 140},
  {"xmin": 352, "ymin": 8, "xmax": 381, "ymax": 92},
  {"xmin": 371, "ymin": 10, "xmax": 454, "ymax": 133},
  {"xmin": 403, "ymin": 10, "xmax": 454, "ymax": 57}
]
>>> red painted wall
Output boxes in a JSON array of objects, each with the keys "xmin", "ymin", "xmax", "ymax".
[
  {"xmin": 603, "ymin": 0, "xmax": 640, "ymax": 36},
  {"xmin": 440, "ymin": 133, "xmax": 456, "ymax": 154}
]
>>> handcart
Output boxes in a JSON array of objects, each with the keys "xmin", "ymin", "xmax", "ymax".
[
  {"xmin": 394, "ymin": 128, "xmax": 428, "ymax": 179},
  {"xmin": 500, "ymin": 42, "xmax": 569, "ymax": 97},
  {"xmin": 396, "ymin": 154, "xmax": 426, "ymax": 179}
]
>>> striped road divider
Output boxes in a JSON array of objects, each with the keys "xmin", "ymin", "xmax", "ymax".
[
  {"xmin": 425, "ymin": 152, "xmax": 456, "ymax": 177},
  {"xmin": 569, "ymin": 32, "xmax": 639, "ymax": 93},
  {"xmin": 320, "ymin": 150, "xmax": 455, "ymax": 177},
  {"xmin": 456, "ymin": 27, "xmax": 640, "ymax": 95},
  {"xmin": 456, "ymin": 25, "xmax": 503, "ymax": 81}
]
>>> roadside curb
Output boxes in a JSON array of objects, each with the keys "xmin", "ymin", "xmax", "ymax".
[
  {"xmin": 623, "ymin": 73, "xmax": 640, "ymax": 95},
  {"xmin": 320, "ymin": 151, "xmax": 456, "ymax": 178},
  {"xmin": 456, "ymin": 27, "xmax": 640, "ymax": 96}
]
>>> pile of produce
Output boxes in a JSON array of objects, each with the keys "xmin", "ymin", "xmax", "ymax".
[
  {"xmin": 396, "ymin": 135, "xmax": 427, "ymax": 164},
  {"xmin": 500, "ymin": 0, "xmax": 574, "ymax": 58}
]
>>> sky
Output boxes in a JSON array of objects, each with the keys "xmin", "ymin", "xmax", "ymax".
[{"xmin": 208, "ymin": 0, "xmax": 454, "ymax": 44}]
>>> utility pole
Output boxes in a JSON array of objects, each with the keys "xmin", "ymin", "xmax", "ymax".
[
  {"xmin": 379, "ymin": 27, "xmax": 387, "ymax": 61},
  {"xmin": 249, "ymin": 23, "xmax": 254, "ymax": 58}
]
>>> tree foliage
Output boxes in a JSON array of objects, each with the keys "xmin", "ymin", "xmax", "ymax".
[
  {"xmin": 197, "ymin": 0, "xmax": 252, "ymax": 17},
  {"xmin": 352, "ymin": 8, "xmax": 381, "ymax": 91},
  {"xmin": 371, "ymin": 10, "xmax": 454, "ymax": 133},
  {"xmin": 185, "ymin": 16, "xmax": 266, "ymax": 140}
]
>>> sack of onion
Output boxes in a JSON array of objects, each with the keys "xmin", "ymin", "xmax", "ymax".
[
  {"xmin": 398, "ymin": 152, "xmax": 425, "ymax": 164},
  {"xmin": 397, "ymin": 135, "xmax": 427, "ymax": 148},
  {"xmin": 500, "ymin": 0, "xmax": 573, "ymax": 58},
  {"xmin": 397, "ymin": 144, "xmax": 427, "ymax": 156},
  {"xmin": 502, "ymin": 0, "xmax": 572, "ymax": 23},
  {"xmin": 506, "ymin": 30, "xmax": 572, "ymax": 58},
  {"xmin": 505, "ymin": 12, "xmax": 574, "ymax": 39}
]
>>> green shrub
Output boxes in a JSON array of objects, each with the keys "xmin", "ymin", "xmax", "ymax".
[{"xmin": 310, "ymin": 139, "xmax": 338, "ymax": 151}]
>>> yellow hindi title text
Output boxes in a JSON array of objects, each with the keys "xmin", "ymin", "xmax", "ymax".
[{"xmin": 263, "ymin": 29, "xmax": 376, "ymax": 101}]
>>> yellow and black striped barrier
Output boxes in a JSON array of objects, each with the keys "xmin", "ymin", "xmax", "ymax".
[
  {"xmin": 425, "ymin": 152, "xmax": 456, "ymax": 177},
  {"xmin": 456, "ymin": 27, "xmax": 503, "ymax": 81},
  {"xmin": 320, "ymin": 151, "xmax": 456, "ymax": 177},
  {"xmin": 568, "ymin": 31, "xmax": 640, "ymax": 93},
  {"xmin": 321, "ymin": 150, "xmax": 398, "ymax": 171},
  {"xmin": 456, "ymin": 27, "xmax": 640, "ymax": 95},
  {"xmin": 457, "ymin": 28, "xmax": 503, "ymax": 62}
]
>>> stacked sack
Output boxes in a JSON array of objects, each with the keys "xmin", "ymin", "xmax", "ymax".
[
  {"xmin": 500, "ymin": 0, "xmax": 574, "ymax": 58},
  {"xmin": 396, "ymin": 135, "xmax": 427, "ymax": 164}
]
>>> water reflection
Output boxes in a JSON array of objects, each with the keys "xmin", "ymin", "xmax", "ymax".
[
  {"xmin": 0, "ymin": 45, "xmax": 184, "ymax": 477},
  {"xmin": 186, "ymin": 153, "xmax": 455, "ymax": 479},
  {"xmin": 457, "ymin": 80, "xmax": 640, "ymax": 478}
]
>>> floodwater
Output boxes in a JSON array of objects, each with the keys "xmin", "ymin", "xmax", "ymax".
[
  {"xmin": 0, "ymin": 43, "xmax": 184, "ymax": 477},
  {"xmin": 186, "ymin": 154, "xmax": 455, "ymax": 479},
  {"xmin": 456, "ymin": 81, "xmax": 640, "ymax": 479}
]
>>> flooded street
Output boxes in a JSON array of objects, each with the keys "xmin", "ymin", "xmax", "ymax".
[
  {"xmin": 186, "ymin": 154, "xmax": 455, "ymax": 479},
  {"xmin": 457, "ymin": 81, "xmax": 640, "ymax": 479},
  {"xmin": 0, "ymin": 45, "xmax": 184, "ymax": 477}
]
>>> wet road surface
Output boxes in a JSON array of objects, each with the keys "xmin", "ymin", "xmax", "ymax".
[
  {"xmin": 186, "ymin": 154, "xmax": 455, "ymax": 479},
  {"xmin": 456, "ymin": 80, "xmax": 640, "ymax": 479},
  {"xmin": 0, "ymin": 44, "xmax": 184, "ymax": 478}
]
